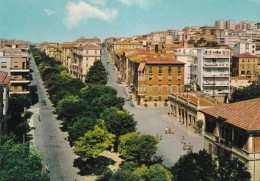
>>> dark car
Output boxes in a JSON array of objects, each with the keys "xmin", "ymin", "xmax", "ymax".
[{"xmin": 41, "ymin": 100, "xmax": 46, "ymax": 106}]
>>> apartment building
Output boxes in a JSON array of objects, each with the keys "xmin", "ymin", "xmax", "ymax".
[
  {"xmin": 239, "ymin": 21, "xmax": 257, "ymax": 30},
  {"xmin": 231, "ymin": 53, "xmax": 258, "ymax": 78},
  {"xmin": 0, "ymin": 71, "xmax": 10, "ymax": 135},
  {"xmin": 197, "ymin": 49, "xmax": 230, "ymax": 99},
  {"xmin": 135, "ymin": 57, "xmax": 185, "ymax": 106},
  {"xmin": 234, "ymin": 42, "xmax": 256, "ymax": 55},
  {"xmin": 0, "ymin": 48, "xmax": 30, "ymax": 95},
  {"xmin": 176, "ymin": 48, "xmax": 198, "ymax": 85},
  {"xmin": 215, "ymin": 20, "xmax": 236, "ymax": 30},
  {"xmin": 70, "ymin": 43, "xmax": 101, "ymax": 82},
  {"xmin": 201, "ymin": 98, "xmax": 260, "ymax": 181},
  {"xmin": 112, "ymin": 41, "xmax": 144, "ymax": 51}
]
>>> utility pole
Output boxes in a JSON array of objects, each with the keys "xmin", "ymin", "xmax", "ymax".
[{"xmin": 213, "ymin": 75, "xmax": 216, "ymax": 98}]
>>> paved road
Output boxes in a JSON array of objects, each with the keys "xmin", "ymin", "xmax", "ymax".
[
  {"xmin": 102, "ymin": 48, "xmax": 204, "ymax": 167},
  {"xmin": 28, "ymin": 54, "xmax": 86, "ymax": 181}
]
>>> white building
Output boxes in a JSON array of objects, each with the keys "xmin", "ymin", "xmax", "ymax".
[
  {"xmin": 234, "ymin": 42, "xmax": 256, "ymax": 55},
  {"xmin": 197, "ymin": 49, "xmax": 230, "ymax": 98},
  {"xmin": 239, "ymin": 21, "xmax": 257, "ymax": 30},
  {"xmin": 215, "ymin": 20, "xmax": 236, "ymax": 30},
  {"xmin": 176, "ymin": 48, "xmax": 198, "ymax": 85}
]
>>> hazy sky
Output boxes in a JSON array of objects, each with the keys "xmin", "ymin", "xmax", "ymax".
[{"xmin": 0, "ymin": 0, "xmax": 259, "ymax": 43}]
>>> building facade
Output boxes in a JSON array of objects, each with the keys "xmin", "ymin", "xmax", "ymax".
[
  {"xmin": 197, "ymin": 49, "xmax": 230, "ymax": 99},
  {"xmin": 231, "ymin": 53, "xmax": 258, "ymax": 78},
  {"xmin": 201, "ymin": 98, "xmax": 260, "ymax": 181}
]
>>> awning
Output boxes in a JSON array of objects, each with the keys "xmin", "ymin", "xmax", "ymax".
[{"xmin": 138, "ymin": 63, "xmax": 145, "ymax": 72}]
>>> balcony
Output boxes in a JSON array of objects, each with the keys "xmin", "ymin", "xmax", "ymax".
[
  {"xmin": 203, "ymin": 50, "xmax": 230, "ymax": 58},
  {"xmin": 203, "ymin": 63, "xmax": 229, "ymax": 67},
  {"xmin": 203, "ymin": 73, "xmax": 229, "ymax": 77},
  {"xmin": 10, "ymin": 79, "xmax": 30, "ymax": 84},
  {"xmin": 203, "ymin": 82, "xmax": 229, "ymax": 86},
  {"xmin": 10, "ymin": 68, "xmax": 30, "ymax": 73}
]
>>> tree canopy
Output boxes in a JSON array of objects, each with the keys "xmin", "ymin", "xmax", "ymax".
[
  {"xmin": 118, "ymin": 132, "xmax": 158, "ymax": 164},
  {"xmin": 230, "ymin": 84, "xmax": 260, "ymax": 103},
  {"xmin": 85, "ymin": 60, "xmax": 108, "ymax": 85},
  {"xmin": 0, "ymin": 139, "xmax": 49, "ymax": 181},
  {"xmin": 73, "ymin": 123, "xmax": 115, "ymax": 162}
]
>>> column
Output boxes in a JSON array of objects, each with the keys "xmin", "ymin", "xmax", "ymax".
[{"xmin": 248, "ymin": 134, "xmax": 253, "ymax": 153}]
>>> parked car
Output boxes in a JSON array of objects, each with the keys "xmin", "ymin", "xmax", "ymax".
[{"xmin": 41, "ymin": 100, "xmax": 46, "ymax": 106}]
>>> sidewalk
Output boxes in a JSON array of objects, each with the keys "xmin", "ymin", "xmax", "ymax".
[{"xmin": 162, "ymin": 113, "xmax": 202, "ymax": 138}]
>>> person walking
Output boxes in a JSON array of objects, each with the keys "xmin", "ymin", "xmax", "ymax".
[
  {"xmin": 172, "ymin": 128, "xmax": 174, "ymax": 134},
  {"xmin": 160, "ymin": 134, "xmax": 162, "ymax": 140},
  {"xmin": 165, "ymin": 127, "xmax": 168, "ymax": 134},
  {"xmin": 168, "ymin": 127, "xmax": 171, "ymax": 134},
  {"xmin": 156, "ymin": 133, "xmax": 159, "ymax": 140}
]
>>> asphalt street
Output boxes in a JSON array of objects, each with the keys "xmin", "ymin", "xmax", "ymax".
[
  {"xmin": 102, "ymin": 48, "xmax": 204, "ymax": 167},
  {"xmin": 28, "ymin": 54, "xmax": 86, "ymax": 181}
]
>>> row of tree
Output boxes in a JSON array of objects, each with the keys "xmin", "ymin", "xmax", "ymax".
[{"xmin": 32, "ymin": 48, "xmax": 251, "ymax": 181}]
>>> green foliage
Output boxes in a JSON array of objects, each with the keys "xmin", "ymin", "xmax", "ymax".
[
  {"xmin": 132, "ymin": 164, "xmax": 172, "ymax": 181},
  {"xmin": 73, "ymin": 123, "xmax": 116, "ymax": 162},
  {"xmin": 8, "ymin": 95, "xmax": 32, "ymax": 137},
  {"xmin": 0, "ymin": 138, "xmax": 49, "ymax": 181},
  {"xmin": 230, "ymin": 84, "xmax": 260, "ymax": 103},
  {"xmin": 99, "ymin": 163, "xmax": 172, "ymax": 181},
  {"xmin": 171, "ymin": 150, "xmax": 219, "ymax": 181},
  {"xmin": 68, "ymin": 118, "xmax": 103, "ymax": 145},
  {"xmin": 41, "ymin": 67, "xmax": 60, "ymax": 81},
  {"xmin": 85, "ymin": 60, "xmax": 108, "ymax": 85},
  {"xmin": 205, "ymin": 41, "xmax": 219, "ymax": 47},
  {"xmin": 118, "ymin": 132, "xmax": 158, "ymax": 164},
  {"xmin": 218, "ymin": 154, "xmax": 251, "ymax": 181},
  {"xmin": 100, "ymin": 107, "xmax": 136, "ymax": 151}
]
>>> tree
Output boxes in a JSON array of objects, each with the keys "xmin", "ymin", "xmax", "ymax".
[
  {"xmin": 56, "ymin": 96, "xmax": 87, "ymax": 128},
  {"xmin": 171, "ymin": 150, "xmax": 218, "ymax": 181},
  {"xmin": 85, "ymin": 60, "xmax": 108, "ymax": 85},
  {"xmin": 0, "ymin": 139, "xmax": 49, "ymax": 181},
  {"xmin": 118, "ymin": 132, "xmax": 158, "ymax": 164},
  {"xmin": 218, "ymin": 154, "xmax": 251, "ymax": 181},
  {"xmin": 67, "ymin": 117, "xmax": 102, "ymax": 145},
  {"xmin": 230, "ymin": 84, "xmax": 260, "ymax": 103},
  {"xmin": 41, "ymin": 67, "xmax": 60, "ymax": 81},
  {"xmin": 132, "ymin": 164, "xmax": 172, "ymax": 181},
  {"xmin": 73, "ymin": 123, "xmax": 115, "ymax": 162},
  {"xmin": 100, "ymin": 107, "xmax": 136, "ymax": 150}
]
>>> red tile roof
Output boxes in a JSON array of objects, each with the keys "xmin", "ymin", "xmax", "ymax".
[
  {"xmin": 181, "ymin": 94, "xmax": 214, "ymax": 106},
  {"xmin": 80, "ymin": 44, "xmax": 100, "ymax": 49},
  {"xmin": 232, "ymin": 53, "xmax": 258, "ymax": 58},
  {"xmin": 144, "ymin": 57, "xmax": 185, "ymax": 65},
  {"xmin": 0, "ymin": 71, "xmax": 10, "ymax": 85},
  {"xmin": 200, "ymin": 98, "xmax": 260, "ymax": 131}
]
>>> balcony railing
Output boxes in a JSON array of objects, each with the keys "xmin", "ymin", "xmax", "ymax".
[
  {"xmin": 203, "ymin": 73, "xmax": 229, "ymax": 77},
  {"xmin": 204, "ymin": 63, "xmax": 229, "ymax": 67},
  {"xmin": 203, "ymin": 82, "xmax": 229, "ymax": 86}
]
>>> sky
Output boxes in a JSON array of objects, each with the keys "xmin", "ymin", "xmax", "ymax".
[{"xmin": 0, "ymin": 0, "xmax": 260, "ymax": 43}]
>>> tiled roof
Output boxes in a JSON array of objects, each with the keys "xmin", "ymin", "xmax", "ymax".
[
  {"xmin": 232, "ymin": 53, "xmax": 258, "ymax": 58},
  {"xmin": 180, "ymin": 94, "xmax": 214, "ymax": 106},
  {"xmin": 0, "ymin": 71, "xmax": 10, "ymax": 85},
  {"xmin": 200, "ymin": 98, "xmax": 260, "ymax": 131},
  {"xmin": 80, "ymin": 44, "xmax": 100, "ymax": 49},
  {"xmin": 145, "ymin": 57, "xmax": 185, "ymax": 65}
]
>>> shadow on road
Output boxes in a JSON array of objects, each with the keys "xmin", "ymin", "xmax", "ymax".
[{"xmin": 73, "ymin": 156, "xmax": 116, "ymax": 176}]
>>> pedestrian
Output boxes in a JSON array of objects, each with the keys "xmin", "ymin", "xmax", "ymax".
[
  {"xmin": 165, "ymin": 127, "xmax": 168, "ymax": 134},
  {"xmin": 183, "ymin": 143, "xmax": 186, "ymax": 150},
  {"xmin": 160, "ymin": 134, "xmax": 162, "ymax": 140},
  {"xmin": 181, "ymin": 136, "xmax": 184, "ymax": 144},
  {"xmin": 188, "ymin": 143, "xmax": 191, "ymax": 150},
  {"xmin": 168, "ymin": 127, "xmax": 171, "ymax": 134},
  {"xmin": 172, "ymin": 128, "xmax": 174, "ymax": 134},
  {"xmin": 155, "ymin": 133, "xmax": 159, "ymax": 140}
]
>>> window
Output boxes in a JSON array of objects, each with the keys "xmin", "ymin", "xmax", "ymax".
[
  {"xmin": 158, "ymin": 74, "xmax": 162, "ymax": 81},
  {"xmin": 168, "ymin": 85, "xmax": 172, "ymax": 92},
  {"xmin": 177, "ymin": 74, "xmax": 181, "ymax": 80},
  {"xmin": 248, "ymin": 65, "xmax": 250, "ymax": 69},
  {"xmin": 148, "ymin": 85, "xmax": 152, "ymax": 92},
  {"xmin": 241, "ymin": 71, "xmax": 245, "ymax": 74},
  {"xmin": 95, "ymin": 50, "xmax": 97, "ymax": 54},
  {"xmin": 178, "ymin": 66, "xmax": 181, "ymax": 73},
  {"xmin": 248, "ymin": 59, "xmax": 250, "ymax": 62},
  {"xmin": 158, "ymin": 96, "xmax": 161, "ymax": 101},
  {"xmin": 149, "ymin": 96, "xmax": 152, "ymax": 102},
  {"xmin": 86, "ymin": 50, "xmax": 88, "ymax": 54},
  {"xmin": 168, "ymin": 74, "xmax": 172, "ymax": 81},
  {"xmin": 159, "ymin": 66, "xmax": 162, "ymax": 73},
  {"xmin": 242, "ymin": 65, "xmax": 244, "ymax": 69},
  {"xmin": 149, "ymin": 74, "xmax": 153, "ymax": 81},
  {"xmin": 149, "ymin": 66, "xmax": 152, "ymax": 73},
  {"xmin": 1, "ymin": 62, "xmax": 7, "ymax": 68},
  {"xmin": 168, "ymin": 66, "xmax": 171, "ymax": 73},
  {"xmin": 158, "ymin": 85, "xmax": 162, "ymax": 92}
]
